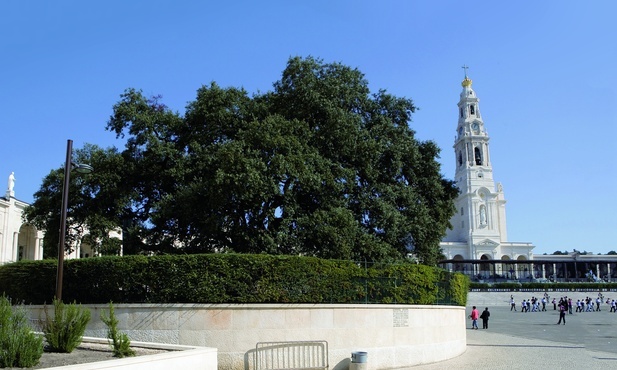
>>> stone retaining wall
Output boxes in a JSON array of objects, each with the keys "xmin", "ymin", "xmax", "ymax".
[{"xmin": 26, "ymin": 304, "xmax": 465, "ymax": 370}]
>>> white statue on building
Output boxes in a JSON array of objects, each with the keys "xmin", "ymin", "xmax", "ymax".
[
  {"xmin": 479, "ymin": 205, "xmax": 487, "ymax": 225},
  {"xmin": 7, "ymin": 172, "xmax": 15, "ymax": 197}
]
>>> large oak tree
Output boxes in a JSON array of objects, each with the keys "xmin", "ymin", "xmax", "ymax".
[{"xmin": 25, "ymin": 57, "xmax": 457, "ymax": 265}]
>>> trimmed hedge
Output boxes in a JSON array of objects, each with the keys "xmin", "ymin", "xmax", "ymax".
[{"xmin": 0, "ymin": 254, "xmax": 468, "ymax": 306}]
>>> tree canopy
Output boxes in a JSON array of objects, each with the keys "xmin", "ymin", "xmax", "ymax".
[{"xmin": 24, "ymin": 57, "xmax": 458, "ymax": 265}]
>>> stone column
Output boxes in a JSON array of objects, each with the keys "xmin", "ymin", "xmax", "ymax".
[{"xmin": 12, "ymin": 232, "xmax": 18, "ymax": 262}]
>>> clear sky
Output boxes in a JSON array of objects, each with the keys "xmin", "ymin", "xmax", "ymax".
[{"xmin": 2, "ymin": 1, "xmax": 616, "ymax": 255}]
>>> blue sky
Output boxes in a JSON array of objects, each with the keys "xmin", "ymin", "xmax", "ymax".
[{"xmin": 2, "ymin": 1, "xmax": 616, "ymax": 255}]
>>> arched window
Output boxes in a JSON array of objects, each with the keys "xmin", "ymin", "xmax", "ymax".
[
  {"xmin": 474, "ymin": 147, "xmax": 482, "ymax": 165},
  {"xmin": 460, "ymin": 107, "xmax": 463, "ymax": 117},
  {"xmin": 479, "ymin": 254, "xmax": 491, "ymax": 278},
  {"xmin": 458, "ymin": 151, "xmax": 463, "ymax": 166},
  {"xmin": 470, "ymin": 104, "xmax": 475, "ymax": 115}
]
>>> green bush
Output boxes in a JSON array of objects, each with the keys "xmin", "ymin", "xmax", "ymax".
[
  {"xmin": 0, "ymin": 254, "xmax": 468, "ymax": 306},
  {"xmin": 0, "ymin": 295, "xmax": 44, "ymax": 368},
  {"xmin": 442, "ymin": 271, "xmax": 470, "ymax": 306},
  {"xmin": 42, "ymin": 299, "xmax": 91, "ymax": 353},
  {"xmin": 100, "ymin": 302, "xmax": 135, "ymax": 358},
  {"xmin": 0, "ymin": 260, "xmax": 57, "ymax": 304},
  {"xmin": 495, "ymin": 282, "xmax": 523, "ymax": 290},
  {"xmin": 469, "ymin": 282, "xmax": 490, "ymax": 290}
]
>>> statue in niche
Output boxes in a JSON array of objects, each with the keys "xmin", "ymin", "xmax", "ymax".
[{"xmin": 479, "ymin": 205, "xmax": 487, "ymax": 226}]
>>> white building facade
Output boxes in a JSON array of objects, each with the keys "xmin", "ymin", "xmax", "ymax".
[
  {"xmin": 440, "ymin": 72, "xmax": 535, "ymax": 273},
  {"xmin": 1, "ymin": 173, "xmax": 45, "ymax": 263}
]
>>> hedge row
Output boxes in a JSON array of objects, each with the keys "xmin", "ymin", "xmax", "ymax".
[{"xmin": 0, "ymin": 254, "xmax": 468, "ymax": 306}]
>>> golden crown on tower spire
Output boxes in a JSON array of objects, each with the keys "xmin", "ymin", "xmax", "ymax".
[{"xmin": 461, "ymin": 64, "xmax": 472, "ymax": 87}]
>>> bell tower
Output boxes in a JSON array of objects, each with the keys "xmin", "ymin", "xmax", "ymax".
[{"xmin": 442, "ymin": 67, "xmax": 508, "ymax": 258}]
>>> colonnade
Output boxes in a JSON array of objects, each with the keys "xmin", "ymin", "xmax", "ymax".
[{"xmin": 440, "ymin": 259, "xmax": 617, "ymax": 283}]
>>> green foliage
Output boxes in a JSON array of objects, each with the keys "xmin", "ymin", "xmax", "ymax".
[
  {"xmin": 551, "ymin": 250, "xmax": 569, "ymax": 255},
  {"xmin": 43, "ymin": 299, "xmax": 91, "ymax": 353},
  {"xmin": 23, "ymin": 144, "xmax": 127, "ymax": 258},
  {"xmin": 441, "ymin": 271, "xmax": 470, "ymax": 306},
  {"xmin": 0, "ymin": 254, "xmax": 467, "ymax": 306},
  {"xmin": 100, "ymin": 302, "xmax": 135, "ymax": 358},
  {"xmin": 23, "ymin": 56, "xmax": 458, "ymax": 265},
  {"xmin": 0, "ymin": 260, "xmax": 57, "ymax": 304},
  {"xmin": 492, "ymin": 282, "xmax": 522, "ymax": 290},
  {"xmin": 469, "ymin": 282, "xmax": 491, "ymax": 290},
  {"xmin": 0, "ymin": 296, "xmax": 44, "ymax": 368}
]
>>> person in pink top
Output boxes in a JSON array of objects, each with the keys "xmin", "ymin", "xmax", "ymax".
[{"xmin": 469, "ymin": 306, "xmax": 479, "ymax": 329}]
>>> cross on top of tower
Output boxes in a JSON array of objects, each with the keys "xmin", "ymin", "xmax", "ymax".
[
  {"xmin": 462, "ymin": 64, "xmax": 469, "ymax": 78},
  {"xmin": 461, "ymin": 65, "xmax": 472, "ymax": 87}
]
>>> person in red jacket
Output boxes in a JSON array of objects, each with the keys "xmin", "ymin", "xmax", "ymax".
[{"xmin": 469, "ymin": 306, "xmax": 479, "ymax": 330}]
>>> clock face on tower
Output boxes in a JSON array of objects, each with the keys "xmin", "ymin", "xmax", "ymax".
[{"xmin": 471, "ymin": 123, "xmax": 479, "ymax": 132}]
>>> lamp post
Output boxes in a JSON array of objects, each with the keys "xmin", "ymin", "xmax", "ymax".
[{"xmin": 55, "ymin": 139, "xmax": 93, "ymax": 301}]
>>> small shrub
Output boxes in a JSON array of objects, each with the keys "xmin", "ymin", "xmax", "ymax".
[
  {"xmin": 0, "ymin": 295, "xmax": 44, "ymax": 367},
  {"xmin": 101, "ymin": 301, "xmax": 135, "ymax": 358},
  {"xmin": 43, "ymin": 299, "xmax": 91, "ymax": 353}
]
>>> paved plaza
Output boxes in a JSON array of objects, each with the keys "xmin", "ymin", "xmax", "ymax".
[{"xmin": 409, "ymin": 292, "xmax": 617, "ymax": 369}]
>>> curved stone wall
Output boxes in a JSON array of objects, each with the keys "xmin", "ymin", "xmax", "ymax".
[{"xmin": 27, "ymin": 304, "xmax": 466, "ymax": 369}]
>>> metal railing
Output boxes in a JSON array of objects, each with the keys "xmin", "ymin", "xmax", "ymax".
[{"xmin": 255, "ymin": 341, "xmax": 328, "ymax": 370}]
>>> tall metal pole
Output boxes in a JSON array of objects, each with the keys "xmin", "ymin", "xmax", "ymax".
[{"xmin": 55, "ymin": 139, "xmax": 73, "ymax": 302}]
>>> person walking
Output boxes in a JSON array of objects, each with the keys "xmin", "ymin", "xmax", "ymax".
[
  {"xmin": 480, "ymin": 307, "xmax": 490, "ymax": 329},
  {"xmin": 557, "ymin": 303, "xmax": 566, "ymax": 325},
  {"xmin": 469, "ymin": 306, "xmax": 479, "ymax": 330},
  {"xmin": 510, "ymin": 296, "xmax": 516, "ymax": 311}
]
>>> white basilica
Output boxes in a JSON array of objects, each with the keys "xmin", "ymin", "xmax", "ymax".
[{"xmin": 439, "ymin": 72, "xmax": 535, "ymax": 268}]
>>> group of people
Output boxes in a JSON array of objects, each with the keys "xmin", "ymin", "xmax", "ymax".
[
  {"xmin": 471, "ymin": 292, "xmax": 616, "ymax": 329},
  {"xmin": 469, "ymin": 306, "xmax": 490, "ymax": 329},
  {"xmin": 508, "ymin": 292, "xmax": 616, "ymax": 325},
  {"xmin": 510, "ymin": 292, "xmax": 617, "ymax": 315},
  {"xmin": 510, "ymin": 294, "xmax": 551, "ymax": 312}
]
